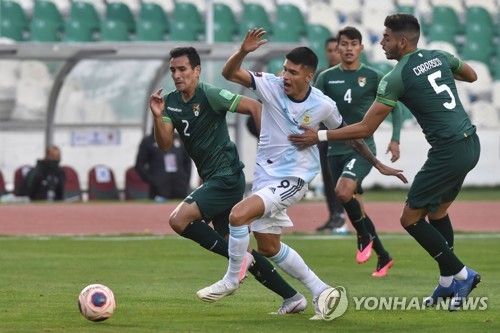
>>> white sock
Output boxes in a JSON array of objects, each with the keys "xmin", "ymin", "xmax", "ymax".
[
  {"xmin": 223, "ymin": 225, "xmax": 250, "ymax": 286},
  {"xmin": 269, "ymin": 242, "xmax": 328, "ymax": 297},
  {"xmin": 439, "ymin": 275, "xmax": 453, "ymax": 288},
  {"xmin": 454, "ymin": 266, "xmax": 468, "ymax": 281}
]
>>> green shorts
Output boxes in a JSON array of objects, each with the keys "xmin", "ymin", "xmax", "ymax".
[
  {"xmin": 184, "ymin": 170, "xmax": 245, "ymax": 236},
  {"xmin": 407, "ymin": 133, "xmax": 480, "ymax": 213},
  {"xmin": 328, "ymin": 152, "xmax": 374, "ymax": 195}
]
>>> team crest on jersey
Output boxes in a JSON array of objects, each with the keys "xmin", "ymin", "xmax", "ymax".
[
  {"xmin": 193, "ymin": 103, "xmax": 200, "ymax": 116},
  {"xmin": 301, "ymin": 110, "xmax": 312, "ymax": 125},
  {"xmin": 358, "ymin": 77, "xmax": 367, "ymax": 87}
]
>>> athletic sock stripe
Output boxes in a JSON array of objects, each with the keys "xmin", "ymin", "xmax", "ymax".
[
  {"xmin": 273, "ymin": 242, "xmax": 289, "ymax": 264},
  {"xmin": 229, "ymin": 225, "xmax": 249, "ymax": 238}
]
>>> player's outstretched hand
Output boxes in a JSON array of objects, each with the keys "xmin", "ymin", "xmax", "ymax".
[
  {"xmin": 288, "ymin": 125, "xmax": 319, "ymax": 149},
  {"xmin": 149, "ymin": 88, "xmax": 164, "ymax": 117},
  {"xmin": 375, "ymin": 162, "xmax": 408, "ymax": 184},
  {"xmin": 386, "ymin": 140, "xmax": 400, "ymax": 162},
  {"xmin": 241, "ymin": 28, "xmax": 268, "ymax": 54}
]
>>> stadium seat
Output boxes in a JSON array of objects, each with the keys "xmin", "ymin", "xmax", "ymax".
[
  {"xmin": 29, "ymin": 20, "xmax": 62, "ymax": 42},
  {"xmin": 465, "ymin": 6, "xmax": 494, "ymax": 40},
  {"xmin": 462, "ymin": 39, "xmax": 494, "ymax": 66},
  {"xmin": 13, "ymin": 165, "xmax": 32, "ymax": 196},
  {"xmin": 306, "ymin": 24, "xmax": 331, "ymax": 69},
  {"xmin": 239, "ymin": 3, "xmax": 272, "ymax": 38},
  {"xmin": 170, "ymin": 21, "xmax": 199, "ymax": 41},
  {"xmin": 135, "ymin": 20, "xmax": 165, "ymax": 41},
  {"xmin": 63, "ymin": 20, "xmax": 95, "ymax": 42},
  {"xmin": 69, "ymin": 1, "xmax": 101, "ymax": 34},
  {"xmin": 172, "ymin": 2, "xmax": 204, "ymax": 35},
  {"xmin": 106, "ymin": 1, "xmax": 136, "ymax": 33},
  {"xmin": 0, "ymin": 19, "xmax": 25, "ymax": 41},
  {"xmin": 396, "ymin": 5, "xmax": 414, "ymax": 14},
  {"xmin": 124, "ymin": 166, "xmax": 149, "ymax": 200},
  {"xmin": 139, "ymin": 2, "xmax": 169, "ymax": 34},
  {"xmin": 370, "ymin": 62, "xmax": 394, "ymax": 75},
  {"xmin": 470, "ymin": 101, "xmax": 499, "ymax": 127},
  {"xmin": 100, "ymin": 20, "xmax": 130, "ymax": 41},
  {"xmin": 0, "ymin": 170, "xmax": 6, "ymax": 195},
  {"xmin": 62, "ymin": 165, "xmax": 82, "ymax": 201},
  {"xmin": 267, "ymin": 58, "xmax": 285, "ymax": 76},
  {"xmin": 1, "ymin": 1, "xmax": 29, "ymax": 29},
  {"xmin": 32, "ymin": 1, "xmax": 64, "ymax": 31},
  {"xmin": 88, "ymin": 165, "xmax": 120, "ymax": 200},
  {"xmin": 213, "ymin": 3, "xmax": 238, "ymax": 42},
  {"xmin": 275, "ymin": 4, "xmax": 305, "ymax": 36},
  {"xmin": 430, "ymin": 6, "xmax": 462, "ymax": 35},
  {"xmin": 426, "ymin": 23, "xmax": 456, "ymax": 46}
]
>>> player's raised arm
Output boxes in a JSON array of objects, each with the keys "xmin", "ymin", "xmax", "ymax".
[
  {"xmin": 149, "ymin": 88, "xmax": 174, "ymax": 151},
  {"xmin": 222, "ymin": 28, "xmax": 268, "ymax": 88}
]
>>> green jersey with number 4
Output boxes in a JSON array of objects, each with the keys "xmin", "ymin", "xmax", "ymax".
[
  {"xmin": 376, "ymin": 49, "xmax": 475, "ymax": 148},
  {"xmin": 162, "ymin": 82, "xmax": 244, "ymax": 181}
]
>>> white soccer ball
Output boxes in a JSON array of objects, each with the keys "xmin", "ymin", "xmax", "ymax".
[{"xmin": 78, "ymin": 284, "xmax": 116, "ymax": 322}]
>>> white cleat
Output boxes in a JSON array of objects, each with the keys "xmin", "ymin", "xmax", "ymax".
[
  {"xmin": 270, "ymin": 293, "xmax": 307, "ymax": 315},
  {"xmin": 309, "ymin": 295, "xmax": 323, "ymax": 320},
  {"xmin": 196, "ymin": 280, "xmax": 239, "ymax": 303}
]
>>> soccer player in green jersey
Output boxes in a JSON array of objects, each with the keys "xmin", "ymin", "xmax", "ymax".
[
  {"xmin": 315, "ymin": 26, "xmax": 403, "ymax": 276},
  {"xmin": 149, "ymin": 47, "xmax": 307, "ymax": 314},
  {"xmin": 289, "ymin": 14, "xmax": 481, "ymax": 311}
]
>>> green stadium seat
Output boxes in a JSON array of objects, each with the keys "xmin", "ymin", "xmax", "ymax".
[
  {"xmin": 239, "ymin": 3, "xmax": 272, "ymax": 38},
  {"xmin": 396, "ymin": 5, "xmax": 414, "ymax": 14},
  {"xmin": 462, "ymin": 38, "xmax": 494, "ymax": 65},
  {"xmin": 0, "ymin": 19, "xmax": 25, "ymax": 41},
  {"xmin": 29, "ymin": 20, "xmax": 61, "ymax": 42},
  {"xmin": 106, "ymin": 2, "xmax": 136, "ymax": 33},
  {"xmin": 69, "ymin": 1, "xmax": 101, "ymax": 33},
  {"xmin": 267, "ymin": 58, "xmax": 285, "ymax": 76},
  {"xmin": 139, "ymin": 2, "xmax": 169, "ymax": 34},
  {"xmin": 170, "ymin": 21, "xmax": 198, "ymax": 41},
  {"xmin": 306, "ymin": 24, "xmax": 331, "ymax": 68},
  {"xmin": 135, "ymin": 20, "xmax": 165, "ymax": 41},
  {"xmin": 465, "ymin": 6, "xmax": 494, "ymax": 40},
  {"xmin": 275, "ymin": 4, "xmax": 305, "ymax": 36},
  {"xmin": 431, "ymin": 6, "xmax": 462, "ymax": 35},
  {"xmin": 427, "ymin": 23, "xmax": 456, "ymax": 46},
  {"xmin": 370, "ymin": 62, "xmax": 393, "ymax": 75},
  {"xmin": 273, "ymin": 20, "xmax": 302, "ymax": 43},
  {"xmin": 32, "ymin": 1, "xmax": 64, "ymax": 31},
  {"xmin": 63, "ymin": 20, "xmax": 94, "ymax": 42},
  {"xmin": 100, "ymin": 19, "xmax": 130, "ymax": 42},
  {"xmin": 213, "ymin": 3, "xmax": 237, "ymax": 42},
  {"xmin": 172, "ymin": 2, "xmax": 204, "ymax": 35},
  {"xmin": 1, "ymin": 1, "xmax": 29, "ymax": 29}
]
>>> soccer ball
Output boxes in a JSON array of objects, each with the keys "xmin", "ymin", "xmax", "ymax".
[{"xmin": 78, "ymin": 284, "xmax": 116, "ymax": 322}]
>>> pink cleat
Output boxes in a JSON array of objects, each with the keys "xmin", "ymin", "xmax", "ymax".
[
  {"xmin": 239, "ymin": 252, "xmax": 255, "ymax": 283},
  {"xmin": 356, "ymin": 239, "xmax": 373, "ymax": 264},
  {"xmin": 372, "ymin": 257, "xmax": 394, "ymax": 277}
]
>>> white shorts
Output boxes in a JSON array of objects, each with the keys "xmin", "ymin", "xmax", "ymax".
[{"xmin": 250, "ymin": 164, "xmax": 308, "ymax": 234}]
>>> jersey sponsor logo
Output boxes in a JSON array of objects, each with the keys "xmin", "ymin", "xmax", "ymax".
[
  {"xmin": 192, "ymin": 103, "xmax": 200, "ymax": 116},
  {"xmin": 377, "ymin": 80, "xmax": 388, "ymax": 95},
  {"xmin": 413, "ymin": 57, "xmax": 443, "ymax": 76},
  {"xmin": 219, "ymin": 89, "xmax": 236, "ymax": 100},
  {"xmin": 358, "ymin": 77, "xmax": 367, "ymax": 87},
  {"xmin": 328, "ymin": 80, "xmax": 345, "ymax": 84},
  {"xmin": 167, "ymin": 106, "xmax": 182, "ymax": 112},
  {"xmin": 301, "ymin": 110, "xmax": 312, "ymax": 125}
]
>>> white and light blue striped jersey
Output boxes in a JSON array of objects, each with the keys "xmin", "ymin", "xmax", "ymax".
[{"xmin": 249, "ymin": 71, "xmax": 343, "ymax": 183}]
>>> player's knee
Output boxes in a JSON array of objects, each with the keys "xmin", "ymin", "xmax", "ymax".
[
  {"xmin": 257, "ymin": 243, "xmax": 279, "ymax": 258},
  {"xmin": 169, "ymin": 215, "xmax": 186, "ymax": 234},
  {"xmin": 335, "ymin": 188, "xmax": 352, "ymax": 203},
  {"xmin": 229, "ymin": 207, "xmax": 246, "ymax": 227}
]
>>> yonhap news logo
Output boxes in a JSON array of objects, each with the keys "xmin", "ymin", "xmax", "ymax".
[{"xmin": 318, "ymin": 287, "xmax": 488, "ymax": 321}]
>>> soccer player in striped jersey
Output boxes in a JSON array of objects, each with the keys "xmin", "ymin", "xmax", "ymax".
[
  {"xmin": 289, "ymin": 14, "xmax": 481, "ymax": 311},
  {"xmin": 197, "ymin": 28, "xmax": 407, "ymax": 319}
]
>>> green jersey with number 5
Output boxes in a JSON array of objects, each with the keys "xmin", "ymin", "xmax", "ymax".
[
  {"xmin": 162, "ymin": 82, "xmax": 244, "ymax": 181},
  {"xmin": 376, "ymin": 49, "xmax": 475, "ymax": 148}
]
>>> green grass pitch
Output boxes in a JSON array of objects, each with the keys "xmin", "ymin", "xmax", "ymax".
[{"xmin": 0, "ymin": 234, "xmax": 498, "ymax": 333}]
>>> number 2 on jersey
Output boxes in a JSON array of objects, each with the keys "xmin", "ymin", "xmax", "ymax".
[
  {"xmin": 427, "ymin": 71, "xmax": 456, "ymax": 110},
  {"xmin": 181, "ymin": 119, "xmax": 190, "ymax": 136}
]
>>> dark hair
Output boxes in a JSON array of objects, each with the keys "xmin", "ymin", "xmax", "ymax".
[
  {"xmin": 337, "ymin": 26, "xmax": 362, "ymax": 43},
  {"xmin": 286, "ymin": 47, "xmax": 318, "ymax": 72},
  {"xmin": 384, "ymin": 14, "xmax": 420, "ymax": 44},
  {"xmin": 324, "ymin": 37, "xmax": 337, "ymax": 48},
  {"xmin": 170, "ymin": 47, "xmax": 201, "ymax": 69}
]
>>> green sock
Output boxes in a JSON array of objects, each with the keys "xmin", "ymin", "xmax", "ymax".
[
  {"xmin": 249, "ymin": 250, "xmax": 297, "ymax": 299},
  {"xmin": 180, "ymin": 221, "xmax": 229, "ymax": 258},
  {"xmin": 429, "ymin": 215, "xmax": 454, "ymax": 276},
  {"xmin": 405, "ymin": 218, "xmax": 464, "ymax": 275},
  {"xmin": 364, "ymin": 214, "xmax": 389, "ymax": 258},
  {"xmin": 343, "ymin": 198, "xmax": 370, "ymax": 239}
]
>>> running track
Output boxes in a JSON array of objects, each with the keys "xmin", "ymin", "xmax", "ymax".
[{"xmin": 0, "ymin": 201, "xmax": 498, "ymax": 236}]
